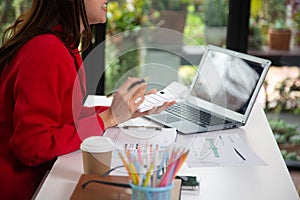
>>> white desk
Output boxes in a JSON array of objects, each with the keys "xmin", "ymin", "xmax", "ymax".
[{"xmin": 34, "ymin": 101, "xmax": 299, "ymax": 200}]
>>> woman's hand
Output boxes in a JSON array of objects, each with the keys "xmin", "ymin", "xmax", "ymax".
[
  {"xmin": 99, "ymin": 77, "xmax": 146, "ymax": 128},
  {"xmin": 99, "ymin": 77, "xmax": 176, "ymax": 129}
]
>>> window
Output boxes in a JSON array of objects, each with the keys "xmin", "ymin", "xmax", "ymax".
[{"xmin": 0, "ymin": 0, "xmax": 33, "ymax": 44}]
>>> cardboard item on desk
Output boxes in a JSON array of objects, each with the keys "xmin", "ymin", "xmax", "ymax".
[
  {"xmin": 70, "ymin": 174, "xmax": 182, "ymax": 200},
  {"xmin": 80, "ymin": 136, "xmax": 114, "ymax": 175}
]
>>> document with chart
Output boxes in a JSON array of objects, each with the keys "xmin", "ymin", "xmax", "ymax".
[{"xmin": 177, "ymin": 131, "xmax": 266, "ymax": 167}]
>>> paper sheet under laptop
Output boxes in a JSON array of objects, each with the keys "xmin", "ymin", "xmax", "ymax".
[
  {"xmin": 103, "ymin": 126, "xmax": 177, "ymax": 148},
  {"xmin": 176, "ymin": 130, "xmax": 266, "ymax": 167}
]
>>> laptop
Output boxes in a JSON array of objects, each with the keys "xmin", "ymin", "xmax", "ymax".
[{"xmin": 146, "ymin": 45, "xmax": 271, "ymax": 134}]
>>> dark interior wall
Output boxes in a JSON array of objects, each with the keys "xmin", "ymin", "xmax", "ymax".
[{"xmin": 82, "ymin": 24, "xmax": 106, "ymax": 95}]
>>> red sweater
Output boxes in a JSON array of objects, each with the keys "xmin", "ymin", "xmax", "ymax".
[{"xmin": 0, "ymin": 34, "xmax": 107, "ymax": 199}]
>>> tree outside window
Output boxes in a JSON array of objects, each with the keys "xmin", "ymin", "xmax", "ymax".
[{"xmin": 0, "ymin": 0, "xmax": 32, "ymax": 44}]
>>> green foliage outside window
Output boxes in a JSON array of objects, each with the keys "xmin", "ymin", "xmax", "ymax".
[
  {"xmin": 264, "ymin": 75, "xmax": 300, "ymax": 114},
  {"xmin": 262, "ymin": 0, "xmax": 287, "ymax": 24},
  {"xmin": 201, "ymin": 0, "xmax": 228, "ymax": 27},
  {"xmin": 269, "ymin": 118, "xmax": 300, "ymax": 161},
  {"xmin": 105, "ymin": 0, "xmax": 150, "ymax": 94},
  {"xmin": 183, "ymin": 4, "xmax": 205, "ymax": 45},
  {"xmin": 0, "ymin": 0, "xmax": 32, "ymax": 44},
  {"xmin": 150, "ymin": 0, "xmax": 192, "ymax": 11}
]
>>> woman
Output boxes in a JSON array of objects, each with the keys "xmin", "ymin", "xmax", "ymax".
[{"xmin": 0, "ymin": 0, "xmax": 173, "ymax": 199}]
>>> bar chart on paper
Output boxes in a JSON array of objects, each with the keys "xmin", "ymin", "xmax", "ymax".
[
  {"xmin": 103, "ymin": 126, "xmax": 178, "ymax": 176},
  {"xmin": 176, "ymin": 132, "xmax": 266, "ymax": 167},
  {"xmin": 206, "ymin": 138, "xmax": 220, "ymax": 158}
]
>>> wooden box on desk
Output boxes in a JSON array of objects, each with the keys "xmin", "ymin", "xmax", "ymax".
[{"xmin": 70, "ymin": 174, "xmax": 182, "ymax": 200}]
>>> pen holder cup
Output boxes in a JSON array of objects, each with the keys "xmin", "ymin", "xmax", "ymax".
[{"xmin": 130, "ymin": 182, "xmax": 174, "ymax": 200}]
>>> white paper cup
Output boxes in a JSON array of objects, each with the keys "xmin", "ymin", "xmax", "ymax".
[{"xmin": 80, "ymin": 136, "xmax": 114, "ymax": 175}]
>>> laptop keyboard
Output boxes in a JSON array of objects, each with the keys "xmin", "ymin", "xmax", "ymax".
[{"xmin": 166, "ymin": 103, "xmax": 231, "ymax": 127}]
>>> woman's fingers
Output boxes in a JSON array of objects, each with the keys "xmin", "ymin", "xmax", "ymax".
[
  {"xmin": 130, "ymin": 83, "xmax": 147, "ymax": 105},
  {"xmin": 147, "ymin": 88, "xmax": 157, "ymax": 95},
  {"xmin": 119, "ymin": 77, "xmax": 145, "ymax": 93},
  {"xmin": 109, "ymin": 76, "xmax": 177, "ymax": 124},
  {"xmin": 122, "ymin": 77, "xmax": 147, "ymax": 107},
  {"xmin": 149, "ymin": 101, "xmax": 176, "ymax": 115},
  {"xmin": 109, "ymin": 77, "xmax": 147, "ymax": 124}
]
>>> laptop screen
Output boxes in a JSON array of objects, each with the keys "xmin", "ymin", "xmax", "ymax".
[{"xmin": 190, "ymin": 47, "xmax": 265, "ymax": 115}]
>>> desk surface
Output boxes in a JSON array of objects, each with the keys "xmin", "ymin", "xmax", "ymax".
[{"xmin": 34, "ymin": 102, "xmax": 299, "ymax": 200}]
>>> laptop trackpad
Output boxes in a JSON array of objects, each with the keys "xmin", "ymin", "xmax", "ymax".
[
  {"xmin": 169, "ymin": 120, "xmax": 205, "ymax": 134},
  {"xmin": 164, "ymin": 115, "xmax": 182, "ymax": 123},
  {"xmin": 151, "ymin": 113, "xmax": 181, "ymax": 123},
  {"xmin": 150, "ymin": 113, "xmax": 205, "ymax": 134}
]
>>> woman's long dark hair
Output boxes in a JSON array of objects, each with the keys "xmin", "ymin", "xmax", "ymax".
[{"xmin": 0, "ymin": 0, "xmax": 92, "ymax": 73}]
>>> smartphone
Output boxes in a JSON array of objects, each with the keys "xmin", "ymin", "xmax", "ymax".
[
  {"xmin": 137, "ymin": 81, "xmax": 188, "ymax": 112},
  {"xmin": 137, "ymin": 89, "xmax": 177, "ymax": 112},
  {"xmin": 175, "ymin": 176, "xmax": 200, "ymax": 190}
]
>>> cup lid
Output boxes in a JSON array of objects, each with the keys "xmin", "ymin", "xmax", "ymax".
[{"xmin": 80, "ymin": 136, "xmax": 114, "ymax": 153}]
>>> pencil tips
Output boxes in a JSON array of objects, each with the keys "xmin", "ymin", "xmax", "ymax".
[{"xmin": 117, "ymin": 144, "xmax": 189, "ymax": 188}]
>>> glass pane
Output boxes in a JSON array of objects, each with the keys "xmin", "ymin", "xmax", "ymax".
[
  {"xmin": 105, "ymin": 0, "xmax": 230, "ymax": 94},
  {"xmin": 249, "ymin": 1, "xmax": 300, "ymax": 140},
  {"xmin": 248, "ymin": 0, "xmax": 300, "ymax": 51}
]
